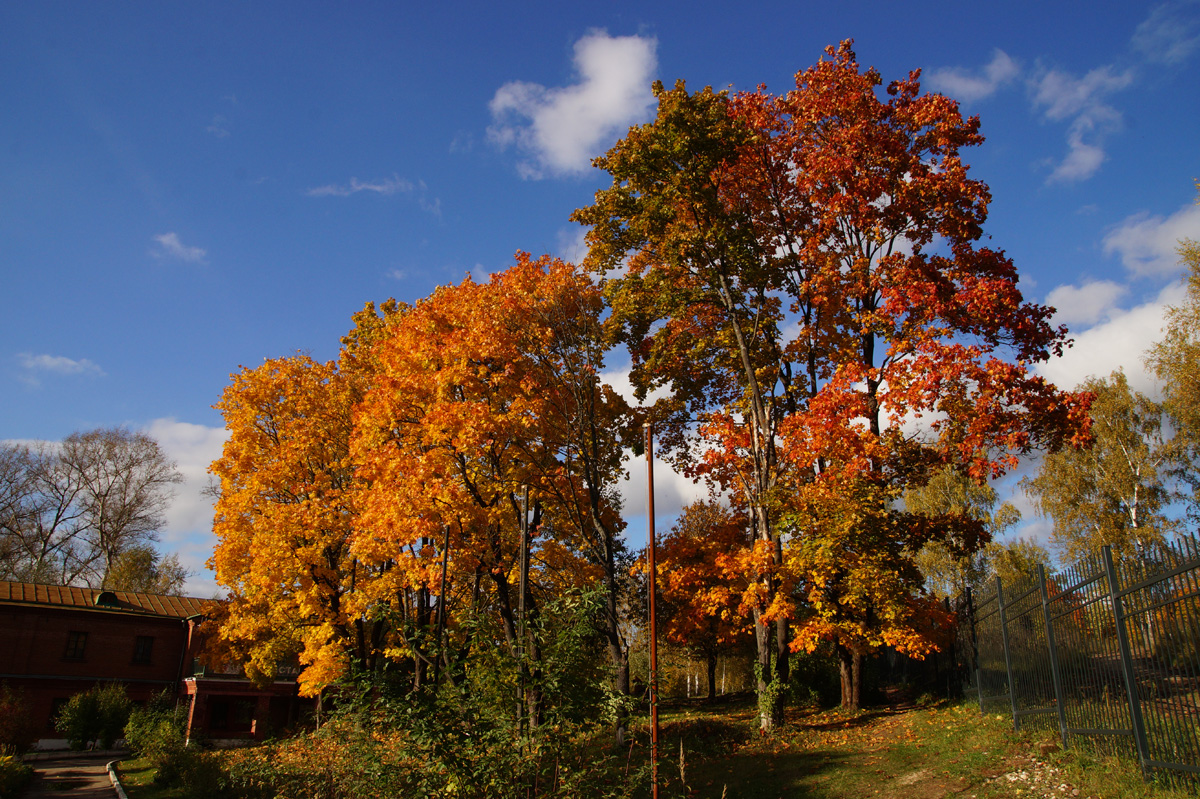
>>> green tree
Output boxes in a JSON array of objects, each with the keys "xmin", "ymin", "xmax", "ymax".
[
  {"xmin": 1024, "ymin": 371, "xmax": 1172, "ymax": 560},
  {"xmin": 573, "ymin": 77, "xmax": 797, "ymax": 727}
]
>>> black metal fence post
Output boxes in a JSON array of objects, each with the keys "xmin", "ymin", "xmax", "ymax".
[
  {"xmin": 995, "ymin": 576, "xmax": 1020, "ymax": 730},
  {"xmin": 967, "ymin": 587, "xmax": 983, "ymax": 712},
  {"xmin": 1102, "ymin": 545, "xmax": 1152, "ymax": 775},
  {"xmin": 963, "ymin": 536, "xmax": 1200, "ymax": 786},
  {"xmin": 1037, "ymin": 563, "xmax": 1069, "ymax": 749}
]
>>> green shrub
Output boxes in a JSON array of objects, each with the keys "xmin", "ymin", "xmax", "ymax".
[
  {"xmin": 123, "ymin": 692, "xmax": 197, "ymax": 787},
  {"xmin": 56, "ymin": 682, "xmax": 131, "ymax": 749},
  {"xmin": 0, "ymin": 751, "xmax": 33, "ymax": 799},
  {"xmin": 0, "ymin": 684, "xmax": 38, "ymax": 754}
]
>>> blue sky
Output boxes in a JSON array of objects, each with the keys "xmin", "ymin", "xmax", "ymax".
[{"xmin": 3, "ymin": 1, "xmax": 1199, "ymax": 595}]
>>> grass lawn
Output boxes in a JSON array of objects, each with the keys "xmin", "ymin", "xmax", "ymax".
[
  {"xmin": 646, "ymin": 697, "xmax": 1193, "ymax": 799},
  {"xmin": 112, "ymin": 699, "xmax": 1193, "ymax": 798},
  {"xmin": 114, "ymin": 757, "xmax": 191, "ymax": 799}
]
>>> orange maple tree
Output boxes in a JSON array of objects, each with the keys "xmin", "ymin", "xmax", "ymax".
[
  {"xmin": 352, "ymin": 253, "xmax": 631, "ymax": 710},
  {"xmin": 577, "ymin": 41, "xmax": 1090, "ymax": 715},
  {"xmin": 208, "ymin": 301, "xmax": 407, "ymax": 698},
  {"xmin": 209, "ymin": 354, "xmax": 369, "ymax": 697},
  {"xmin": 653, "ymin": 501, "xmax": 755, "ymax": 700}
]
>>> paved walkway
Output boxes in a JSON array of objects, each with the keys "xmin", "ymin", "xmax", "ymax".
[{"xmin": 22, "ymin": 754, "xmax": 117, "ymax": 798}]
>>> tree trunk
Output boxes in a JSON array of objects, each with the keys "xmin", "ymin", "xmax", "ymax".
[
  {"xmin": 754, "ymin": 608, "xmax": 774, "ymax": 730},
  {"xmin": 836, "ymin": 643, "xmax": 861, "ymax": 711},
  {"xmin": 773, "ymin": 535, "xmax": 790, "ymax": 700},
  {"xmin": 707, "ymin": 651, "xmax": 717, "ymax": 701}
]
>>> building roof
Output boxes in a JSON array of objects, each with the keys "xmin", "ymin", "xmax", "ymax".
[{"xmin": 0, "ymin": 581, "xmax": 209, "ymax": 619}]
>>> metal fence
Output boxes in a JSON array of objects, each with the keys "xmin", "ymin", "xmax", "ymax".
[{"xmin": 961, "ymin": 537, "xmax": 1200, "ymax": 785}]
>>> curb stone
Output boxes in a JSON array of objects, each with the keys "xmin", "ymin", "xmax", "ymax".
[{"xmin": 108, "ymin": 760, "xmax": 129, "ymax": 799}]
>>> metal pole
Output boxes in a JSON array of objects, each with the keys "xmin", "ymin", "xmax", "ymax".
[
  {"xmin": 968, "ymin": 587, "xmax": 984, "ymax": 712},
  {"xmin": 518, "ymin": 488, "xmax": 529, "ymax": 737},
  {"xmin": 433, "ymin": 525, "xmax": 451, "ymax": 689},
  {"xmin": 995, "ymin": 576, "xmax": 1020, "ymax": 730},
  {"xmin": 1037, "ymin": 564, "xmax": 1070, "ymax": 749},
  {"xmin": 646, "ymin": 425, "xmax": 659, "ymax": 799},
  {"xmin": 1102, "ymin": 545, "xmax": 1152, "ymax": 775}
]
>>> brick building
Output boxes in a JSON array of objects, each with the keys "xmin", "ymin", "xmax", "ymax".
[{"xmin": 0, "ymin": 581, "xmax": 307, "ymax": 747}]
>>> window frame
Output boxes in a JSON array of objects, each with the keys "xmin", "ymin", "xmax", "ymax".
[
  {"xmin": 133, "ymin": 635, "xmax": 154, "ymax": 664},
  {"xmin": 63, "ymin": 630, "xmax": 88, "ymax": 661}
]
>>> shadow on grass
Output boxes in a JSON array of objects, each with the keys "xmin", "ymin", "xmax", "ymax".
[
  {"xmin": 792, "ymin": 706, "xmax": 900, "ymax": 732},
  {"xmin": 661, "ymin": 746, "xmax": 856, "ymax": 799}
]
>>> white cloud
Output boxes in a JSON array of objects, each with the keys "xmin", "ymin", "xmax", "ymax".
[
  {"xmin": 1030, "ymin": 66, "xmax": 1132, "ymax": 121},
  {"xmin": 926, "ymin": 49, "xmax": 1020, "ymax": 102},
  {"xmin": 143, "ymin": 418, "xmax": 229, "ymax": 597},
  {"xmin": 1029, "ymin": 65, "xmax": 1133, "ymax": 183},
  {"xmin": 488, "ymin": 30, "xmax": 657, "ymax": 179},
  {"xmin": 206, "ymin": 114, "xmax": 230, "ymax": 138},
  {"xmin": 1133, "ymin": 2, "xmax": 1200, "ymax": 64},
  {"xmin": 151, "ymin": 232, "xmax": 207, "ymax": 263},
  {"xmin": 419, "ymin": 197, "xmax": 442, "ymax": 217},
  {"xmin": 17, "ymin": 352, "xmax": 105, "ymax": 378},
  {"xmin": 1035, "ymin": 281, "xmax": 1184, "ymax": 394},
  {"xmin": 1049, "ymin": 124, "xmax": 1109, "ymax": 183},
  {"xmin": 1044, "ymin": 280, "xmax": 1128, "ymax": 326},
  {"xmin": 555, "ymin": 226, "xmax": 590, "ymax": 264},
  {"xmin": 1103, "ymin": 200, "xmax": 1200, "ymax": 278},
  {"xmin": 306, "ymin": 175, "xmax": 414, "ymax": 198},
  {"xmin": 615, "ymin": 451, "xmax": 709, "ymax": 532}
]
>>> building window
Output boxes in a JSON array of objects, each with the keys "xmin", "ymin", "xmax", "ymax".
[
  {"xmin": 64, "ymin": 631, "xmax": 87, "ymax": 660},
  {"xmin": 133, "ymin": 635, "xmax": 154, "ymax": 664}
]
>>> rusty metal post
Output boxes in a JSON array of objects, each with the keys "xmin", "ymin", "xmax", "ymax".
[{"xmin": 646, "ymin": 425, "xmax": 659, "ymax": 799}]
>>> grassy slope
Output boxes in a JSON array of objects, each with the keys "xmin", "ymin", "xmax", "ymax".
[
  {"xmin": 650, "ymin": 698, "xmax": 1192, "ymax": 799},
  {"xmin": 115, "ymin": 700, "xmax": 1192, "ymax": 799}
]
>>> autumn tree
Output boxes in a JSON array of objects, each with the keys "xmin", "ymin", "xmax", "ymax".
[
  {"xmin": 103, "ymin": 544, "xmax": 190, "ymax": 595},
  {"xmin": 654, "ymin": 500, "xmax": 755, "ymax": 700},
  {"xmin": 784, "ymin": 471, "xmax": 961, "ymax": 710},
  {"xmin": 0, "ymin": 428, "xmax": 181, "ymax": 587},
  {"xmin": 904, "ymin": 465, "xmax": 1021, "ymax": 600},
  {"xmin": 1024, "ymin": 371, "xmax": 1172, "ymax": 560},
  {"xmin": 574, "ymin": 74, "xmax": 803, "ymax": 730},
  {"xmin": 209, "ymin": 352, "xmax": 381, "ymax": 696},
  {"xmin": 987, "ymin": 537, "xmax": 1053, "ymax": 588},
  {"xmin": 1148, "ymin": 184, "xmax": 1200, "ymax": 520},
  {"xmin": 577, "ymin": 42, "xmax": 1087, "ymax": 718},
  {"xmin": 353, "ymin": 254, "xmax": 630, "ymax": 716}
]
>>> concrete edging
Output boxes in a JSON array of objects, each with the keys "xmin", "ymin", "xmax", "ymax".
[
  {"xmin": 22, "ymin": 748, "xmax": 127, "ymax": 762},
  {"xmin": 107, "ymin": 760, "xmax": 129, "ymax": 799}
]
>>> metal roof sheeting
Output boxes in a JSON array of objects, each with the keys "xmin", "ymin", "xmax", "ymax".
[{"xmin": 0, "ymin": 581, "xmax": 209, "ymax": 618}]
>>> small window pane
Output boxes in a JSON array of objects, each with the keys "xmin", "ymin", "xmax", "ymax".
[
  {"xmin": 133, "ymin": 636, "xmax": 153, "ymax": 664},
  {"xmin": 64, "ymin": 631, "xmax": 87, "ymax": 660}
]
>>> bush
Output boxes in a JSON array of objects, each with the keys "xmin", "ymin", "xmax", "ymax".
[
  {"xmin": 124, "ymin": 692, "xmax": 195, "ymax": 787},
  {"xmin": 0, "ymin": 751, "xmax": 33, "ymax": 799},
  {"xmin": 0, "ymin": 684, "xmax": 38, "ymax": 754},
  {"xmin": 56, "ymin": 682, "xmax": 131, "ymax": 749}
]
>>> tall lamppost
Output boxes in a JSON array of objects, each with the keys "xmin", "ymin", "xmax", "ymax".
[{"xmin": 645, "ymin": 424, "xmax": 660, "ymax": 799}]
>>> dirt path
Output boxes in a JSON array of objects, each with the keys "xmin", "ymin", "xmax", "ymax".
[{"xmin": 22, "ymin": 754, "xmax": 116, "ymax": 798}]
